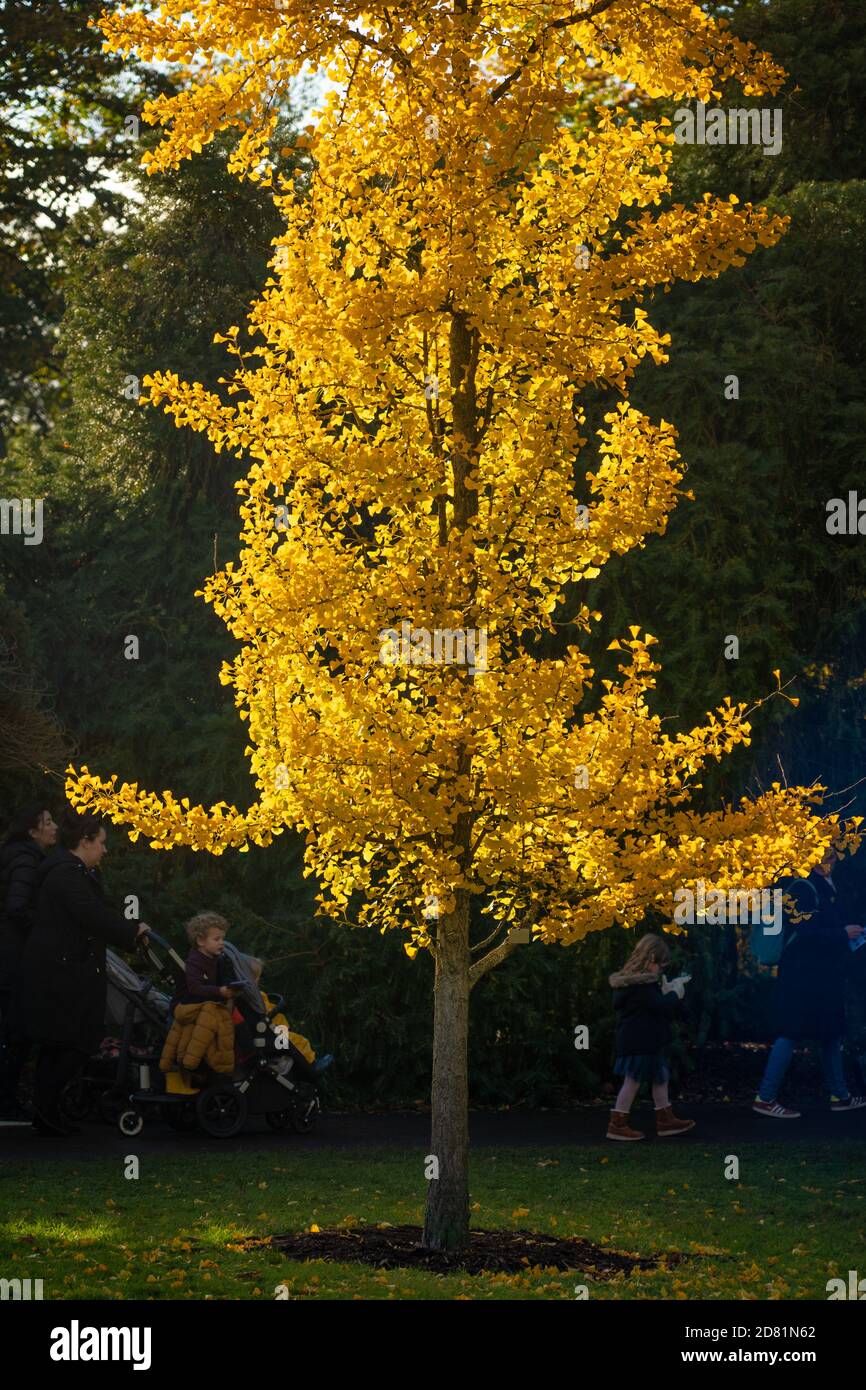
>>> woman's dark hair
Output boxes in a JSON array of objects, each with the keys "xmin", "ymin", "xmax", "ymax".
[
  {"xmin": 60, "ymin": 811, "xmax": 106, "ymax": 851},
  {"xmin": 3, "ymin": 803, "xmax": 52, "ymax": 846}
]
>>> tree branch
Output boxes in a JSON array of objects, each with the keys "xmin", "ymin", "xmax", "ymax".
[
  {"xmin": 469, "ymin": 934, "xmax": 518, "ymax": 988},
  {"xmin": 489, "ymin": 0, "xmax": 619, "ymax": 105},
  {"xmin": 328, "ymin": 22, "xmax": 414, "ymax": 75}
]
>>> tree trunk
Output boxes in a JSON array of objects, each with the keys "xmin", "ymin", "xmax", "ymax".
[
  {"xmin": 422, "ymin": 892, "xmax": 470, "ymax": 1250},
  {"xmin": 421, "ymin": 1, "xmax": 478, "ymax": 1255}
]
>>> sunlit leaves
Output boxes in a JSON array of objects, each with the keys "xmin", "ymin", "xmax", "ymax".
[{"xmin": 67, "ymin": 1, "xmax": 853, "ymax": 948}]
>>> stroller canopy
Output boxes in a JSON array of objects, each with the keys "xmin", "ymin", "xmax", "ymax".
[
  {"xmin": 220, "ymin": 941, "xmax": 267, "ymax": 1014},
  {"xmin": 105, "ymin": 948, "xmax": 171, "ymax": 1026}
]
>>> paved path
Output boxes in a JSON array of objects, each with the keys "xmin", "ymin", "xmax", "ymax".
[{"xmin": 4, "ymin": 1103, "xmax": 866, "ymax": 1162}]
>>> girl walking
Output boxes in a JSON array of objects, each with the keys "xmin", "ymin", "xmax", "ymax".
[{"xmin": 607, "ymin": 932, "xmax": 695, "ymax": 1141}]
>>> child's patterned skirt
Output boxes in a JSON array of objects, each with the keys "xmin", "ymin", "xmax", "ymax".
[{"xmin": 614, "ymin": 1052, "xmax": 669, "ymax": 1085}]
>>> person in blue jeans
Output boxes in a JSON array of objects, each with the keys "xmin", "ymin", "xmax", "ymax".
[{"xmin": 755, "ymin": 847, "xmax": 866, "ymax": 1118}]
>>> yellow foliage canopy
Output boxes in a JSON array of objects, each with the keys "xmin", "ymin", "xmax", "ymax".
[{"xmin": 68, "ymin": 1, "xmax": 858, "ymax": 947}]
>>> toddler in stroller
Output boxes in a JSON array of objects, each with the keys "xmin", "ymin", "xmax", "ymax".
[
  {"xmin": 159, "ymin": 911, "xmax": 242, "ymax": 1093},
  {"xmin": 241, "ymin": 956, "xmax": 333, "ymax": 1083},
  {"xmin": 117, "ymin": 926, "xmax": 328, "ymax": 1139}
]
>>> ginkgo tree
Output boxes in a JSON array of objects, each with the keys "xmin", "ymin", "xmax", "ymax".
[{"xmin": 69, "ymin": 0, "xmax": 859, "ymax": 1250}]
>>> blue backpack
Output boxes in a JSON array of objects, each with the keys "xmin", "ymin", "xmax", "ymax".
[{"xmin": 749, "ymin": 877, "xmax": 819, "ymax": 967}]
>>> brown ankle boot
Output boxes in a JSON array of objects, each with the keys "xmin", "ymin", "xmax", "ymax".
[
  {"xmin": 655, "ymin": 1106, "xmax": 695, "ymax": 1137},
  {"xmin": 606, "ymin": 1109, "xmax": 644, "ymax": 1141}
]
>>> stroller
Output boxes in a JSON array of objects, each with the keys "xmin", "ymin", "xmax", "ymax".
[
  {"xmin": 116, "ymin": 933, "xmax": 322, "ymax": 1140},
  {"xmin": 62, "ymin": 945, "xmax": 172, "ymax": 1127}
]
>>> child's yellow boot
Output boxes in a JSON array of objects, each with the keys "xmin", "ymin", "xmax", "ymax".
[{"xmin": 165, "ymin": 1070, "xmax": 199, "ymax": 1097}]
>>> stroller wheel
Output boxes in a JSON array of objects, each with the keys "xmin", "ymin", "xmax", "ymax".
[
  {"xmin": 289, "ymin": 1091, "xmax": 320, "ymax": 1135},
  {"xmin": 61, "ymin": 1079, "xmax": 92, "ymax": 1123},
  {"xmin": 99, "ymin": 1090, "xmax": 126, "ymax": 1126},
  {"xmin": 118, "ymin": 1108, "xmax": 144, "ymax": 1137},
  {"xmin": 195, "ymin": 1083, "xmax": 248, "ymax": 1138}
]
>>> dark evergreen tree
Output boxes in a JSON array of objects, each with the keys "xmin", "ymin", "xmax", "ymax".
[{"xmin": 0, "ymin": 0, "xmax": 168, "ymax": 443}]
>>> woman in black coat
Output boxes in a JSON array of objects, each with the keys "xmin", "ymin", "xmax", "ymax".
[
  {"xmin": 17, "ymin": 811, "xmax": 148, "ymax": 1136},
  {"xmin": 755, "ymin": 849, "xmax": 866, "ymax": 1117},
  {"xmin": 0, "ymin": 804, "xmax": 58, "ymax": 1122}
]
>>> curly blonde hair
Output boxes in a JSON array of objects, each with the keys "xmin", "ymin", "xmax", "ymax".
[{"xmin": 185, "ymin": 911, "xmax": 229, "ymax": 946}]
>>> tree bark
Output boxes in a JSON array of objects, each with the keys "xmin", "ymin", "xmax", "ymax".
[
  {"xmin": 421, "ymin": 0, "xmax": 478, "ymax": 1255},
  {"xmin": 422, "ymin": 891, "xmax": 471, "ymax": 1250}
]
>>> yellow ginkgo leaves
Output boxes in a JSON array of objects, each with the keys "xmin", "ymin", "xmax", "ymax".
[{"xmin": 66, "ymin": 0, "xmax": 856, "ymax": 952}]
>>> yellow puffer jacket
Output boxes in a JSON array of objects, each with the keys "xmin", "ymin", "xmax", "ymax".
[{"xmin": 160, "ymin": 1001, "xmax": 235, "ymax": 1076}]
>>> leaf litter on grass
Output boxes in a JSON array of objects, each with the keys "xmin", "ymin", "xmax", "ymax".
[{"xmin": 258, "ymin": 1224, "xmax": 688, "ymax": 1277}]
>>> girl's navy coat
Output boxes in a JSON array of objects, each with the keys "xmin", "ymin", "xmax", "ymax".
[{"xmin": 609, "ymin": 968, "xmax": 681, "ymax": 1055}]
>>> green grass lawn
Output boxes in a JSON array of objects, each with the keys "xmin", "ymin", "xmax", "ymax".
[{"xmin": 3, "ymin": 1140, "xmax": 865, "ymax": 1300}]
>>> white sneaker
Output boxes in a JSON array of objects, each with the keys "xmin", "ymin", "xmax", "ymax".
[
  {"xmin": 752, "ymin": 1098, "xmax": 801, "ymax": 1118},
  {"xmin": 831, "ymin": 1094, "xmax": 866, "ymax": 1112}
]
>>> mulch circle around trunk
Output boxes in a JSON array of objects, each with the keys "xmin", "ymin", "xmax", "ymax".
[{"xmin": 266, "ymin": 1224, "xmax": 684, "ymax": 1277}]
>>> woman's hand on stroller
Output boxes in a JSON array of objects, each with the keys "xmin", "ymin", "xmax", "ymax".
[
  {"xmin": 219, "ymin": 985, "xmax": 241, "ymax": 999},
  {"xmin": 135, "ymin": 922, "xmax": 151, "ymax": 939}
]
